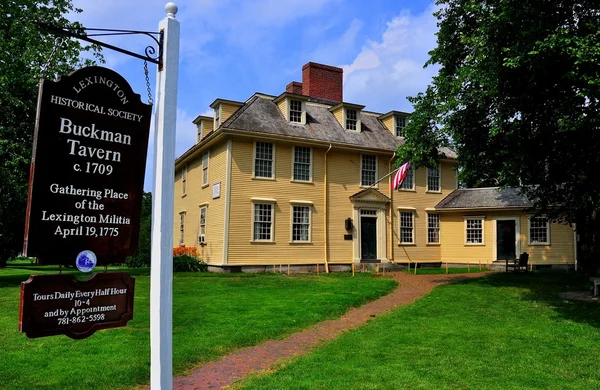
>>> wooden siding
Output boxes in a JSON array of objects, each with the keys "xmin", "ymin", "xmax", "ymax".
[
  {"xmin": 331, "ymin": 106, "xmax": 344, "ymax": 129},
  {"xmin": 276, "ymin": 99, "xmax": 287, "ymax": 121},
  {"xmin": 391, "ymin": 161, "xmax": 457, "ymax": 262},
  {"xmin": 381, "ymin": 116, "xmax": 394, "ymax": 134},
  {"xmin": 227, "ymin": 138, "xmax": 325, "ymax": 265},
  {"xmin": 201, "ymin": 118, "xmax": 213, "ymax": 138},
  {"xmin": 521, "ymin": 215, "xmax": 574, "ymax": 265},
  {"xmin": 173, "ymin": 141, "xmax": 228, "ymax": 264},
  {"xmin": 221, "ymin": 102, "xmax": 241, "ymax": 123}
]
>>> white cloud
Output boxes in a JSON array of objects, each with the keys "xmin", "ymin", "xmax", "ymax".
[
  {"xmin": 342, "ymin": 3, "xmax": 439, "ymax": 113},
  {"xmin": 310, "ymin": 18, "xmax": 364, "ymax": 65}
]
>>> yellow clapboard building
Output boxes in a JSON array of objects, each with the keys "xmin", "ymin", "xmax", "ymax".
[{"xmin": 173, "ymin": 62, "xmax": 576, "ymax": 272}]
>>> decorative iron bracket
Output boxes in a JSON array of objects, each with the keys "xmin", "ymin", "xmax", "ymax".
[{"xmin": 35, "ymin": 22, "xmax": 164, "ymax": 71}]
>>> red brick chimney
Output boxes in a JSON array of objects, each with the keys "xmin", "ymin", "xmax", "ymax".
[
  {"xmin": 286, "ymin": 81, "xmax": 303, "ymax": 95},
  {"xmin": 301, "ymin": 62, "xmax": 343, "ymax": 102}
]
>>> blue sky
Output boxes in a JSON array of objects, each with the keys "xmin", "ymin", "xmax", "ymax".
[{"xmin": 70, "ymin": 0, "xmax": 440, "ymax": 191}]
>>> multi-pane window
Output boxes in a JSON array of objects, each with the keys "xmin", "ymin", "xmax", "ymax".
[
  {"xmin": 400, "ymin": 167, "xmax": 414, "ymax": 190},
  {"xmin": 202, "ymin": 151, "xmax": 209, "ymax": 186},
  {"xmin": 292, "ymin": 206, "xmax": 310, "ymax": 242},
  {"xmin": 427, "ymin": 214, "xmax": 440, "ymax": 244},
  {"xmin": 293, "ymin": 146, "xmax": 311, "ymax": 181},
  {"xmin": 361, "ymin": 155, "xmax": 377, "ymax": 187},
  {"xmin": 400, "ymin": 212, "xmax": 414, "ymax": 244},
  {"xmin": 529, "ymin": 217, "xmax": 550, "ymax": 244},
  {"xmin": 199, "ymin": 207, "xmax": 207, "ymax": 244},
  {"xmin": 253, "ymin": 203, "xmax": 273, "ymax": 241},
  {"xmin": 214, "ymin": 107, "xmax": 220, "ymax": 128},
  {"xmin": 465, "ymin": 218, "xmax": 484, "ymax": 244},
  {"xmin": 289, "ymin": 99, "xmax": 302, "ymax": 123},
  {"xmin": 179, "ymin": 212, "xmax": 185, "ymax": 245},
  {"xmin": 427, "ymin": 165, "xmax": 440, "ymax": 192},
  {"xmin": 395, "ymin": 116, "xmax": 406, "ymax": 137},
  {"xmin": 346, "ymin": 109, "xmax": 357, "ymax": 130},
  {"xmin": 182, "ymin": 165, "xmax": 187, "ymax": 195},
  {"xmin": 254, "ymin": 142, "xmax": 274, "ymax": 178}
]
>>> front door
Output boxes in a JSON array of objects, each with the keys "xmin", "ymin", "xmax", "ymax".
[
  {"xmin": 497, "ymin": 220, "xmax": 516, "ymax": 260},
  {"xmin": 360, "ymin": 216, "xmax": 377, "ymax": 260}
]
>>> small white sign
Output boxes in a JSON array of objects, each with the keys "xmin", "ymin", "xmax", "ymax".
[{"xmin": 212, "ymin": 182, "xmax": 221, "ymax": 199}]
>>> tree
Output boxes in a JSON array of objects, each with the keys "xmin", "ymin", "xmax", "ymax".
[
  {"xmin": 0, "ymin": 0, "xmax": 102, "ymax": 264},
  {"xmin": 398, "ymin": 0, "xmax": 600, "ymax": 271},
  {"xmin": 125, "ymin": 192, "xmax": 152, "ymax": 268}
]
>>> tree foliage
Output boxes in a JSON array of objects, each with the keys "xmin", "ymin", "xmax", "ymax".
[
  {"xmin": 0, "ymin": 0, "xmax": 102, "ymax": 263},
  {"xmin": 125, "ymin": 192, "xmax": 152, "ymax": 268}
]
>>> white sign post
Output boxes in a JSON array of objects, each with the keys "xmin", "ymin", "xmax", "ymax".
[{"xmin": 150, "ymin": 3, "xmax": 180, "ymax": 389}]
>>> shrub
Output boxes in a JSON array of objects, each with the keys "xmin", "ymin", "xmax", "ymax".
[
  {"xmin": 173, "ymin": 255, "xmax": 207, "ymax": 272},
  {"xmin": 173, "ymin": 246, "xmax": 198, "ymax": 257}
]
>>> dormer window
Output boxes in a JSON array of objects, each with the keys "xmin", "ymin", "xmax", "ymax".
[
  {"xmin": 395, "ymin": 116, "xmax": 406, "ymax": 137},
  {"xmin": 214, "ymin": 106, "xmax": 221, "ymax": 129},
  {"xmin": 289, "ymin": 100, "xmax": 303, "ymax": 123},
  {"xmin": 346, "ymin": 109, "xmax": 358, "ymax": 130}
]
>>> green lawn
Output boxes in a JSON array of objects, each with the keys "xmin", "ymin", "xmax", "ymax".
[
  {"xmin": 235, "ymin": 272, "xmax": 600, "ymax": 390},
  {"xmin": 0, "ymin": 262, "xmax": 397, "ymax": 390}
]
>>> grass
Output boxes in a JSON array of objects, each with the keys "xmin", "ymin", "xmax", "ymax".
[
  {"xmin": 0, "ymin": 261, "xmax": 397, "ymax": 390},
  {"xmin": 234, "ymin": 272, "xmax": 600, "ymax": 390}
]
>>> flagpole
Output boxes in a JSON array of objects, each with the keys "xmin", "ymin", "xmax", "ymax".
[{"xmin": 367, "ymin": 166, "xmax": 400, "ymax": 189}]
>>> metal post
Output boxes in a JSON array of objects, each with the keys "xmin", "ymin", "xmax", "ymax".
[{"xmin": 150, "ymin": 3, "xmax": 180, "ymax": 389}]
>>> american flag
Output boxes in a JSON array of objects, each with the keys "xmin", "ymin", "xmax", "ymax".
[{"xmin": 392, "ymin": 162, "xmax": 411, "ymax": 190}]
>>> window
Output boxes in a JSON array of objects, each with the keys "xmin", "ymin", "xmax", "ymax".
[
  {"xmin": 361, "ymin": 155, "xmax": 377, "ymax": 187},
  {"xmin": 199, "ymin": 207, "xmax": 207, "ymax": 244},
  {"xmin": 346, "ymin": 109, "xmax": 357, "ymax": 130},
  {"xmin": 202, "ymin": 151, "xmax": 209, "ymax": 186},
  {"xmin": 427, "ymin": 165, "xmax": 440, "ymax": 192},
  {"xmin": 181, "ymin": 165, "xmax": 187, "ymax": 195},
  {"xmin": 293, "ymin": 146, "xmax": 311, "ymax": 181},
  {"xmin": 529, "ymin": 217, "xmax": 550, "ymax": 244},
  {"xmin": 395, "ymin": 116, "xmax": 406, "ymax": 137},
  {"xmin": 428, "ymin": 214, "xmax": 440, "ymax": 244},
  {"xmin": 400, "ymin": 212, "xmax": 414, "ymax": 244},
  {"xmin": 254, "ymin": 142, "xmax": 274, "ymax": 178},
  {"xmin": 179, "ymin": 212, "xmax": 185, "ymax": 245},
  {"xmin": 214, "ymin": 106, "xmax": 221, "ymax": 128},
  {"xmin": 292, "ymin": 205, "xmax": 311, "ymax": 242},
  {"xmin": 289, "ymin": 99, "xmax": 303, "ymax": 123},
  {"xmin": 253, "ymin": 203, "xmax": 273, "ymax": 241},
  {"xmin": 465, "ymin": 217, "xmax": 484, "ymax": 244},
  {"xmin": 400, "ymin": 167, "xmax": 414, "ymax": 190}
]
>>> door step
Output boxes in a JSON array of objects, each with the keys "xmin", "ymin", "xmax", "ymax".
[{"xmin": 360, "ymin": 259, "xmax": 382, "ymax": 264}]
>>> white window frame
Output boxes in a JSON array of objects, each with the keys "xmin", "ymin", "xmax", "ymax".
[
  {"xmin": 196, "ymin": 121, "xmax": 203, "ymax": 143},
  {"xmin": 528, "ymin": 216, "xmax": 551, "ymax": 245},
  {"xmin": 253, "ymin": 142, "xmax": 275, "ymax": 179},
  {"xmin": 395, "ymin": 116, "xmax": 407, "ymax": 137},
  {"xmin": 290, "ymin": 204, "xmax": 312, "ymax": 243},
  {"xmin": 201, "ymin": 151, "xmax": 209, "ymax": 187},
  {"xmin": 251, "ymin": 199, "xmax": 276, "ymax": 242},
  {"xmin": 198, "ymin": 206, "xmax": 207, "ymax": 244},
  {"xmin": 344, "ymin": 108, "xmax": 361, "ymax": 131},
  {"xmin": 464, "ymin": 216, "xmax": 485, "ymax": 245},
  {"xmin": 292, "ymin": 146, "xmax": 312, "ymax": 182},
  {"xmin": 427, "ymin": 213, "xmax": 440, "ymax": 244},
  {"xmin": 399, "ymin": 166, "xmax": 415, "ymax": 191},
  {"xmin": 181, "ymin": 165, "xmax": 187, "ymax": 196},
  {"xmin": 288, "ymin": 99, "xmax": 306, "ymax": 124},
  {"xmin": 427, "ymin": 164, "xmax": 441, "ymax": 193},
  {"xmin": 399, "ymin": 211, "xmax": 415, "ymax": 244},
  {"xmin": 179, "ymin": 212, "xmax": 185, "ymax": 246},
  {"xmin": 214, "ymin": 105, "xmax": 221, "ymax": 129},
  {"xmin": 361, "ymin": 154, "xmax": 377, "ymax": 187}
]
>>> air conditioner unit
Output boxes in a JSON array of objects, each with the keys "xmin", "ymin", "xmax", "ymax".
[{"xmin": 199, "ymin": 235, "xmax": 205, "ymax": 243}]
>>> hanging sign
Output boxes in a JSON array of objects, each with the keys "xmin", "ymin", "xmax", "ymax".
[
  {"xmin": 19, "ymin": 272, "xmax": 135, "ymax": 339},
  {"xmin": 23, "ymin": 66, "xmax": 152, "ymax": 265}
]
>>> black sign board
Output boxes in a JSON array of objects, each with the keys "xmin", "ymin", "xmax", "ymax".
[
  {"xmin": 19, "ymin": 272, "xmax": 135, "ymax": 339},
  {"xmin": 23, "ymin": 66, "xmax": 152, "ymax": 265}
]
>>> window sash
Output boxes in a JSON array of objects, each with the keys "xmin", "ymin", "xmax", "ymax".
[
  {"xmin": 199, "ymin": 207, "xmax": 206, "ymax": 243},
  {"xmin": 289, "ymin": 100, "xmax": 302, "ymax": 123},
  {"xmin": 400, "ymin": 167, "xmax": 414, "ymax": 190},
  {"xmin": 361, "ymin": 155, "xmax": 377, "ymax": 186},
  {"xmin": 465, "ymin": 218, "xmax": 483, "ymax": 244},
  {"xmin": 427, "ymin": 214, "xmax": 440, "ymax": 243},
  {"xmin": 293, "ymin": 146, "xmax": 311, "ymax": 181},
  {"xmin": 179, "ymin": 213, "xmax": 185, "ymax": 245},
  {"xmin": 346, "ymin": 109, "xmax": 357, "ymax": 130},
  {"xmin": 400, "ymin": 212, "xmax": 414, "ymax": 244},
  {"xmin": 202, "ymin": 152, "xmax": 209, "ymax": 185},
  {"xmin": 254, "ymin": 142, "xmax": 274, "ymax": 178},
  {"xmin": 395, "ymin": 116, "xmax": 406, "ymax": 137},
  {"xmin": 253, "ymin": 203, "xmax": 273, "ymax": 241},
  {"xmin": 529, "ymin": 217, "xmax": 549, "ymax": 244},
  {"xmin": 427, "ymin": 165, "xmax": 440, "ymax": 192},
  {"xmin": 182, "ymin": 165, "xmax": 187, "ymax": 195},
  {"xmin": 292, "ymin": 206, "xmax": 310, "ymax": 242}
]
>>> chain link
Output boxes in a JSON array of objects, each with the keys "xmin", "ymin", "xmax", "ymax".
[
  {"xmin": 144, "ymin": 60, "xmax": 153, "ymax": 105},
  {"xmin": 41, "ymin": 37, "xmax": 64, "ymax": 79}
]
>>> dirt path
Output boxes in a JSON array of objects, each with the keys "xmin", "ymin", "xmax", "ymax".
[{"xmin": 163, "ymin": 271, "xmax": 489, "ymax": 389}]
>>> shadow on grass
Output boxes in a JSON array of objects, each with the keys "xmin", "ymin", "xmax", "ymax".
[{"xmin": 453, "ymin": 271, "xmax": 600, "ymax": 329}]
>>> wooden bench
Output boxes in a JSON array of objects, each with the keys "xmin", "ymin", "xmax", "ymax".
[
  {"xmin": 591, "ymin": 277, "xmax": 600, "ymax": 297},
  {"xmin": 506, "ymin": 252, "xmax": 529, "ymax": 273}
]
